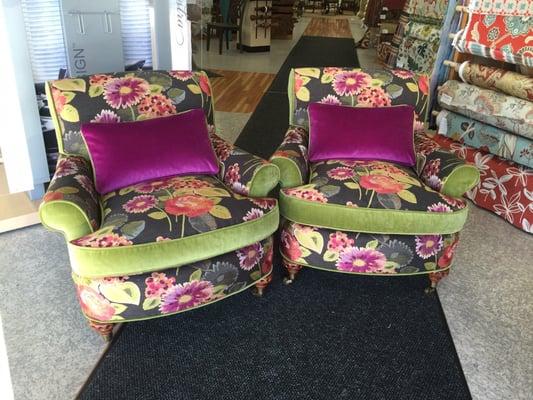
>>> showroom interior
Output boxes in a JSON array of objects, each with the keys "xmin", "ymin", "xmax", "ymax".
[{"xmin": 0, "ymin": 0, "xmax": 531, "ymax": 399}]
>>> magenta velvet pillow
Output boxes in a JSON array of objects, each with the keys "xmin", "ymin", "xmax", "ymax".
[
  {"xmin": 81, "ymin": 109, "xmax": 219, "ymax": 194},
  {"xmin": 308, "ymin": 103, "xmax": 416, "ymax": 166}
]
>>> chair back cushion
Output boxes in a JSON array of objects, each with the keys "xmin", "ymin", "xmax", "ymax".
[
  {"xmin": 81, "ymin": 109, "xmax": 219, "ymax": 194},
  {"xmin": 288, "ymin": 67, "xmax": 429, "ymax": 129},
  {"xmin": 308, "ymin": 103, "xmax": 416, "ymax": 166},
  {"xmin": 46, "ymin": 70, "xmax": 214, "ymax": 158}
]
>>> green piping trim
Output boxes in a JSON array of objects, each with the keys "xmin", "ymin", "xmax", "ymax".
[
  {"xmin": 39, "ymin": 200, "xmax": 95, "ymax": 241},
  {"xmin": 248, "ymin": 163, "xmax": 280, "ymax": 197},
  {"xmin": 68, "ymin": 206, "xmax": 280, "ymax": 278},
  {"xmin": 440, "ymin": 164, "xmax": 480, "ymax": 198},
  {"xmin": 281, "ymin": 253, "xmax": 452, "ymax": 277},
  {"xmin": 83, "ymin": 268, "xmax": 273, "ymax": 324},
  {"xmin": 45, "ymin": 82, "xmax": 67, "ymax": 156},
  {"xmin": 288, "ymin": 69, "xmax": 296, "ymax": 126},
  {"xmin": 279, "ymin": 191, "xmax": 468, "ymax": 234},
  {"xmin": 270, "ymin": 156, "xmax": 304, "ymax": 188}
]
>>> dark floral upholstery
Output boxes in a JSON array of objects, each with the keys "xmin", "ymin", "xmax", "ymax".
[
  {"xmin": 280, "ymin": 221, "xmax": 459, "ymax": 275},
  {"xmin": 289, "ymin": 67, "xmax": 429, "ymax": 130},
  {"xmin": 43, "ymin": 155, "xmax": 100, "ymax": 230},
  {"xmin": 271, "ymin": 126, "xmax": 309, "ymax": 187},
  {"xmin": 209, "ymin": 131, "xmax": 276, "ymax": 197},
  {"xmin": 74, "ymin": 237, "xmax": 274, "ymax": 322},
  {"xmin": 71, "ymin": 175, "xmax": 277, "ymax": 248},
  {"xmin": 288, "ymin": 159, "xmax": 467, "ymax": 212},
  {"xmin": 48, "ymin": 70, "xmax": 214, "ymax": 157}
]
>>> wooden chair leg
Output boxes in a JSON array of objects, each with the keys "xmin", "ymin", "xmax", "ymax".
[
  {"xmin": 218, "ymin": 29, "xmax": 223, "ymax": 54},
  {"xmin": 253, "ymin": 273, "xmax": 273, "ymax": 297},
  {"xmin": 88, "ymin": 320, "xmax": 115, "ymax": 342},
  {"xmin": 226, "ymin": 30, "xmax": 230, "ymax": 50},
  {"xmin": 206, "ymin": 27, "xmax": 211, "ymax": 51},
  {"xmin": 425, "ymin": 269, "xmax": 451, "ymax": 294},
  {"xmin": 282, "ymin": 259, "xmax": 303, "ymax": 285}
]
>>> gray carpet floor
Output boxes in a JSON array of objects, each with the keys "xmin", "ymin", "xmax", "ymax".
[{"xmin": 1, "ymin": 202, "xmax": 531, "ymax": 399}]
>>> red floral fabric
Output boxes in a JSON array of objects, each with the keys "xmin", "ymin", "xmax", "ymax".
[{"xmin": 427, "ymin": 133, "xmax": 533, "ymax": 233}]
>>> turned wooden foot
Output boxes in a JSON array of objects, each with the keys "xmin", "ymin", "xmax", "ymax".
[
  {"xmin": 282, "ymin": 260, "xmax": 303, "ymax": 285},
  {"xmin": 253, "ymin": 273, "xmax": 273, "ymax": 297},
  {"xmin": 88, "ymin": 320, "xmax": 115, "ymax": 342},
  {"xmin": 425, "ymin": 269, "xmax": 451, "ymax": 294}
]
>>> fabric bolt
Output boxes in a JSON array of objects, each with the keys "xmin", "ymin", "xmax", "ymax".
[
  {"xmin": 405, "ymin": 0, "xmax": 448, "ymax": 20},
  {"xmin": 81, "ymin": 111, "xmax": 219, "ymax": 194},
  {"xmin": 438, "ymin": 80, "xmax": 533, "ymax": 139},
  {"xmin": 437, "ymin": 110, "xmax": 533, "ymax": 168},
  {"xmin": 467, "ymin": 0, "xmax": 533, "ymax": 16},
  {"xmin": 454, "ymin": 13, "xmax": 533, "ymax": 67},
  {"xmin": 396, "ymin": 36, "xmax": 440, "ymax": 73},
  {"xmin": 405, "ymin": 20, "xmax": 442, "ymax": 41},
  {"xmin": 458, "ymin": 61, "xmax": 533, "ymax": 101},
  {"xmin": 421, "ymin": 133, "xmax": 533, "ymax": 233},
  {"xmin": 307, "ymin": 103, "xmax": 416, "ymax": 165}
]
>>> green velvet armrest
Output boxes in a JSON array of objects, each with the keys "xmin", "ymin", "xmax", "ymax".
[
  {"xmin": 210, "ymin": 132, "xmax": 279, "ymax": 197},
  {"xmin": 270, "ymin": 126, "xmax": 309, "ymax": 188},
  {"xmin": 39, "ymin": 155, "xmax": 100, "ymax": 241},
  {"xmin": 415, "ymin": 133, "xmax": 480, "ymax": 198}
]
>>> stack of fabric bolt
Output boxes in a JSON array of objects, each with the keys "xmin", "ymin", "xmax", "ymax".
[
  {"xmin": 385, "ymin": 0, "xmax": 449, "ymax": 73},
  {"xmin": 432, "ymin": 61, "xmax": 533, "ymax": 233}
]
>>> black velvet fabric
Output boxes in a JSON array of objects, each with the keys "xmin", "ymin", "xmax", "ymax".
[
  {"xmin": 78, "ymin": 265, "xmax": 471, "ymax": 400},
  {"xmin": 235, "ymin": 36, "xmax": 360, "ymax": 158}
]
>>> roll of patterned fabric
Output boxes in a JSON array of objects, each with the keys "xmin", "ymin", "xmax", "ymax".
[
  {"xmin": 458, "ymin": 61, "xmax": 533, "ymax": 101},
  {"xmin": 436, "ymin": 110, "xmax": 533, "ymax": 168},
  {"xmin": 396, "ymin": 36, "xmax": 439, "ymax": 73},
  {"xmin": 421, "ymin": 132, "xmax": 533, "ymax": 234},
  {"xmin": 405, "ymin": 20, "xmax": 441, "ymax": 41},
  {"xmin": 438, "ymin": 80, "xmax": 533, "ymax": 139}
]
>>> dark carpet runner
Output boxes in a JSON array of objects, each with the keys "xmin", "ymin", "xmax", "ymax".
[{"xmin": 78, "ymin": 35, "xmax": 471, "ymax": 400}]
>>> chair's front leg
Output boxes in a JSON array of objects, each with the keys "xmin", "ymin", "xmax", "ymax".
[
  {"xmin": 282, "ymin": 260, "xmax": 303, "ymax": 285},
  {"xmin": 425, "ymin": 269, "xmax": 451, "ymax": 294},
  {"xmin": 253, "ymin": 273, "xmax": 273, "ymax": 297},
  {"xmin": 88, "ymin": 320, "xmax": 116, "ymax": 342}
]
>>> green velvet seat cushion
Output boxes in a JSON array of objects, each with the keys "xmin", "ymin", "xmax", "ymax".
[
  {"xmin": 280, "ymin": 159, "xmax": 468, "ymax": 235},
  {"xmin": 69, "ymin": 175, "xmax": 279, "ymax": 278},
  {"xmin": 280, "ymin": 220, "xmax": 459, "ymax": 275}
]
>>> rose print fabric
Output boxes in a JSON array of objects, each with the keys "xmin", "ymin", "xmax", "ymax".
[
  {"xmin": 44, "ymin": 155, "xmax": 100, "ymax": 230},
  {"xmin": 71, "ymin": 175, "xmax": 277, "ymax": 248},
  {"xmin": 74, "ymin": 236, "xmax": 274, "ymax": 322},
  {"xmin": 48, "ymin": 70, "xmax": 214, "ymax": 157},
  {"xmin": 458, "ymin": 61, "xmax": 533, "ymax": 101},
  {"xmin": 438, "ymin": 80, "xmax": 533, "ymax": 139},
  {"xmin": 437, "ymin": 110, "xmax": 533, "ymax": 168},
  {"xmin": 424, "ymin": 133, "xmax": 533, "ymax": 234},
  {"xmin": 290, "ymin": 67, "xmax": 429, "ymax": 130},
  {"xmin": 280, "ymin": 220, "xmax": 460, "ymax": 275}
]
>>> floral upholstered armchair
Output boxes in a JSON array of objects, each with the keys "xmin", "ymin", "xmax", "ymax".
[
  {"xmin": 40, "ymin": 70, "xmax": 280, "ymax": 340},
  {"xmin": 271, "ymin": 67, "xmax": 480, "ymax": 290}
]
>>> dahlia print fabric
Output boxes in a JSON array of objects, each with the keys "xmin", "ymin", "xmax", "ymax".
[
  {"xmin": 209, "ymin": 131, "xmax": 273, "ymax": 196},
  {"xmin": 423, "ymin": 133, "xmax": 533, "ymax": 234},
  {"xmin": 71, "ymin": 175, "xmax": 277, "ymax": 248},
  {"xmin": 73, "ymin": 237, "xmax": 274, "ymax": 322},
  {"xmin": 289, "ymin": 67, "xmax": 429, "ymax": 130},
  {"xmin": 280, "ymin": 221, "xmax": 459, "ymax": 274},
  {"xmin": 437, "ymin": 110, "xmax": 533, "ymax": 168},
  {"xmin": 438, "ymin": 80, "xmax": 533, "ymax": 139},
  {"xmin": 283, "ymin": 159, "xmax": 467, "ymax": 212},
  {"xmin": 454, "ymin": 1, "xmax": 533, "ymax": 67},
  {"xmin": 48, "ymin": 70, "xmax": 214, "ymax": 156},
  {"xmin": 44, "ymin": 155, "xmax": 100, "ymax": 230},
  {"xmin": 271, "ymin": 126, "xmax": 310, "ymax": 185}
]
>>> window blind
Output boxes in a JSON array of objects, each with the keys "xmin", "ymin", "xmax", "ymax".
[{"xmin": 20, "ymin": 0, "xmax": 153, "ymax": 83}]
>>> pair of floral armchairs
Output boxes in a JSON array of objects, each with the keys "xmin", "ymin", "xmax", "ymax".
[{"xmin": 41, "ymin": 68, "xmax": 479, "ymax": 341}]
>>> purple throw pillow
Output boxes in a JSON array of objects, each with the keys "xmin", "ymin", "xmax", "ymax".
[
  {"xmin": 81, "ymin": 109, "xmax": 219, "ymax": 194},
  {"xmin": 308, "ymin": 103, "xmax": 416, "ymax": 166}
]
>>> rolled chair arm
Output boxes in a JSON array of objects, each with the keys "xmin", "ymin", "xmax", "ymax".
[
  {"xmin": 270, "ymin": 126, "xmax": 310, "ymax": 188},
  {"xmin": 210, "ymin": 132, "xmax": 280, "ymax": 197},
  {"xmin": 39, "ymin": 155, "xmax": 100, "ymax": 241},
  {"xmin": 415, "ymin": 133, "xmax": 480, "ymax": 198}
]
